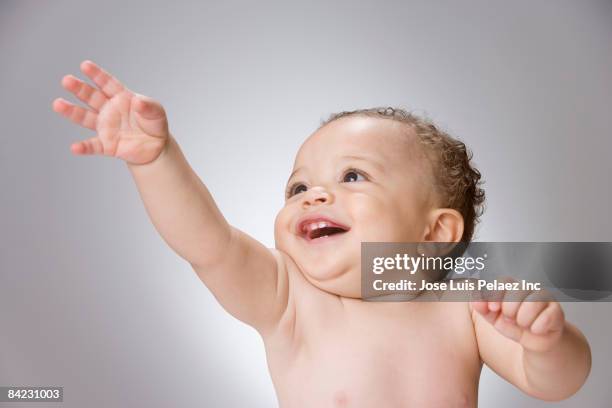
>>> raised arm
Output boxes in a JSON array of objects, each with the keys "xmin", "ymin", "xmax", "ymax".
[{"xmin": 52, "ymin": 61, "xmax": 290, "ymax": 336}]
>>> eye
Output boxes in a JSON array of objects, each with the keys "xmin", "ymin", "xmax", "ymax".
[
  {"xmin": 342, "ymin": 169, "xmax": 367, "ymax": 183},
  {"xmin": 286, "ymin": 183, "xmax": 308, "ymax": 198}
]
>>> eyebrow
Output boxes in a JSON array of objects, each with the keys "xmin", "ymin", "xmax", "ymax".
[
  {"xmin": 287, "ymin": 167, "xmax": 303, "ymax": 184},
  {"xmin": 341, "ymin": 154, "xmax": 386, "ymax": 172},
  {"xmin": 286, "ymin": 154, "xmax": 386, "ymax": 184}
]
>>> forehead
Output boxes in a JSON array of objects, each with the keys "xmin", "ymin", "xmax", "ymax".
[{"xmin": 295, "ymin": 116, "xmax": 419, "ymax": 166}]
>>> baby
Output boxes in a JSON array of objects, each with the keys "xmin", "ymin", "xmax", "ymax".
[{"xmin": 52, "ymin": 61, "xmax": 591, "ymax": 407}]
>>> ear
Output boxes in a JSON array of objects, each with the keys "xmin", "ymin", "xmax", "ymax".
[{"xmin": 422, "ymin": 208, "xmax": 464, "ymax": 243}]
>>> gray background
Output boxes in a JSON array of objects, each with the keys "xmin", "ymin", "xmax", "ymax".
[{"xmin": 1, "ymin": 0, "xmax": 611, "ymax": 406}]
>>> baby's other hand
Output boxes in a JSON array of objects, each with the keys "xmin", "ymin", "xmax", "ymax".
[
  {"xmin": 52, "ymin": 60, "xmax": 169, "ymax": 165},
  {"xmin": 470, "ymin": 279, "xmax": 566, "ymax": 352}
]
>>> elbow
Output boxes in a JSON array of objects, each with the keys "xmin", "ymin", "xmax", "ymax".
[
  {"xmin": 533, "ymin": 380, "xmax": 587, "ymax": 402},
  {"xmin": 525, "ymin": 339, "xmax": 592, "ymax": 402},
  {"xmin": 524, "ymin": 381, "xmax": 585, "ymax": 402}
]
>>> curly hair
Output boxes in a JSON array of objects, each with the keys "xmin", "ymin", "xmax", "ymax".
[{"xmin": 318, "ymin": 107, "xmax": 485, "ymax": 243}]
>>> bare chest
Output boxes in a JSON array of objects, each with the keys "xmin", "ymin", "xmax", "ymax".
[{"xmin": 265, "ymin": 301, "xmax": 481, "ymax": 408}]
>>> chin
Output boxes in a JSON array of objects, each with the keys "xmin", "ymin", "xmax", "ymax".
[
  {"xmin": 302, "ymin": 264, "xmax": 361, "ymax": 297},
  {"xmin": 276, "ymin": 234, "xmax": 362, "ymax": 296},
  {"xmin": 302, "ymin": 263, "xmax": 344, "ymax": 282},
  {"xmin": 315, "ymin": 279, "xmax": 362, "ymax": 298}
]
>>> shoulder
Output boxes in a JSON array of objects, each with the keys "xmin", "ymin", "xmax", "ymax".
[
  {"xmin": 263, "ymin": 248, "xmax": 344, "ymax": 343},
  {"xmin": 425, "ymin": 279, "xmax": 483, "ymax": 362}
]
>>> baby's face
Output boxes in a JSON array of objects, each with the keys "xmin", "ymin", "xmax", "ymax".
[{"xmin": 275, "ymin": 116, "xmax": 437, "ymax": 298}]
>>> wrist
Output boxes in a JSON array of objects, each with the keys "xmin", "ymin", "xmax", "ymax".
[{"xmin": 126, "ymin": 133, "xmax": 174, "ymax": 168}]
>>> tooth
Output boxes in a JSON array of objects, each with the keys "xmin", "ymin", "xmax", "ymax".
[
  {"xmin": 308, "ymin": 222, "xmax": 324, "ymax": 231},
  {"xmin": 303, "ymin": 221, "xmax": 337, "ymax": 234}
]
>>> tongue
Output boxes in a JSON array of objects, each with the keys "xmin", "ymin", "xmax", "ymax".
[{"xmin": 309, "ymin": 226, "xmax": 346, "ymax": 239}]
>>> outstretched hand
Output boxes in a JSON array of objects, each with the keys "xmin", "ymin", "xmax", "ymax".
[
  {"xmin": 52, "ymin": 60, "xmax": 169, "ymax": 165},
  {"xmin": 470, "ymin": 279, "xmax": 565, "ymax": 352}
]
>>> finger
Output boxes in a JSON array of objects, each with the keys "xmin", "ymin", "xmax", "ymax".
[
  {"xmin": 530, "ymin": 302, "xmax": 564, "ymax": 335},
  {"xmin": 61, "ymin": 74, "xmax": 108, "ymax": 112},
  {"xmin": 470, "ymin": 301, "xmax": 489, "ymax": 316},
  {"xmin": 472, "ymin": 303, "xmax": 499, "ymax": 325},
  {"xmin": 80, "ymin": 60, "xmax": 125, "ymax": 98},
  {"xmin": 494, "ymin": 313, "xmax": 523, "ymax": 342},
  {"xmin": 516, "ymin": 294, "xmax": 549, "ymax": 329},
  {"xmin": 71, "ymin": 136, "xmax": 105, "ymax": 155},
  {"xmin": 481, "ymin": 310, "xmax": 499, "ymax": 326},
  {"xmin": 52, "ymin": 98, "xmax": 98, "ymax": 130},
  {"xmin": 489, "ymin": 276, "xmax": 516, "ymax": 314},
  {"xmin": 489, "ymin": 277, "xmax": 525, "ymax": 342},
  {"xmin": 501, "ymin": 288, "xmax": 532, "ymax": 320}
]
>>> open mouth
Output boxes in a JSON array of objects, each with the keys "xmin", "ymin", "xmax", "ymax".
[{"xmin": 299, "ymin": 219, "xmax": 350, "ymax": 242}]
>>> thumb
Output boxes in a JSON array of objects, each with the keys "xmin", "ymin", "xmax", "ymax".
[
  {"xmin": 470, "ymin": 301, "xmax": 499, "ymax": 325},
  {"xmin": 132, "ymin": 94, "xmax": 169, "ymax": 138},
  {"xmin": 470, "ymin": 301, "xmax": 489, "ymax": 315},
  {"xmin": 133, "ymin": 94, "xmax": 165, "ymax": 119}
]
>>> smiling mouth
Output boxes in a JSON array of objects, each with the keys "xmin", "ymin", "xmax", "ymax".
[{"xmin": 300, "ymin": 221, "xmax": 350, "ymax": 242}]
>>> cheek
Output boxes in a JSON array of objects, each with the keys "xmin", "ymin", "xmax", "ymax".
[
  {"xmin": 350, "ymin": 195, "xmax": 385, "ymax": 222},
  {"xmin": 348, "ymin": 193, "xmax": 393, "ymax": 235},
  {"xmin": 348, "ymin": 192, "xmax": 422, "ymax": 241},
  {"xmin": 274, "ymin": 207, "xmax": 293, "ymax": 244}
]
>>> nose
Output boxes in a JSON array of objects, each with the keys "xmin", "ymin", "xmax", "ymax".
[{"xmin": 301, "ymin": 186, "xmax": 333, "ymax": 208}]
